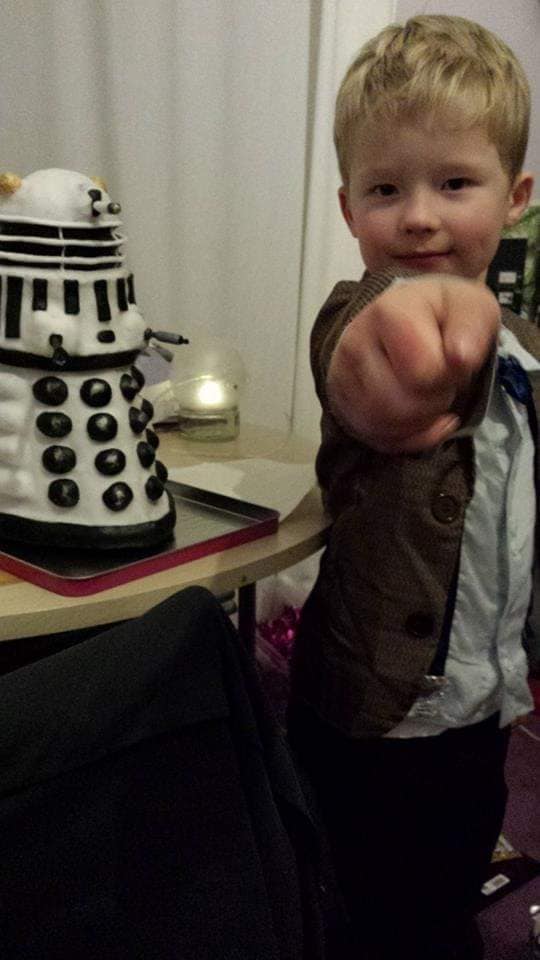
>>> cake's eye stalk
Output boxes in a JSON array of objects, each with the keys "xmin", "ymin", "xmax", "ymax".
[
  {"xmin": 0, "ymin": 172, "xmax": 22, "ymax": 195},
  {"xmin": 88, "ymin": 188, "xmax": 122, "ymax": 218}
]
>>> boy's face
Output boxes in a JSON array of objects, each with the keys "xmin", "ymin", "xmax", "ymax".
[{"xmin": 339, "ymin": 118, "xmax": 533, "ymax": 283}]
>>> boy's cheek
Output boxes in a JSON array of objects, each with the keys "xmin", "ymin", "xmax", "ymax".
[{"xmin": 356, "ymin": 223, "xmax": 394, "ymax": 264}]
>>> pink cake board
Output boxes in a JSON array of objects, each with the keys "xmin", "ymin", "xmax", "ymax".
[{"xmin": 0, "ymin": 482, "xmax": 279, "ymax": 597}]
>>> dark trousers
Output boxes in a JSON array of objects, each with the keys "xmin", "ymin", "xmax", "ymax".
[{"xmin": 288, "ymin": 705, "xmax": 510, "ymax": 960}]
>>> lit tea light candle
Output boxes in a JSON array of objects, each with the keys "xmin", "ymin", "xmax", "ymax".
[
  {"xmin": 193, "ymin": 377, "xmax": 236, "ymax": 411},
  {"xmin": 174, "ymin": 376, "xmax": 239, "ymax": 440},
  {"xmin": 169, "ymin": 338, "xmax": 245, "ymax": 441}
]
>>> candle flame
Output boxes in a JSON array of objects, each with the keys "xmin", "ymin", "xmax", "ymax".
[{"xmin": 196, "ymin": 378, "xmax": 226, "ymax": 408}]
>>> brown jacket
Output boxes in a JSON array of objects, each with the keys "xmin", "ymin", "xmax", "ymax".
[{"xmin": 290, "ymin": 269, "xmax": 540, "ymax": 738}]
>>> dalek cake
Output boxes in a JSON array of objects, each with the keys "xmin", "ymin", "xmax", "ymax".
[{"xmin": 0, "ymin": 168, "xmax": 186, "ymax": 550}]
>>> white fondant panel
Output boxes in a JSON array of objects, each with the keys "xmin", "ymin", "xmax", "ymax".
[{"xmin": 0, "ymin": 363, "xmax": 167, "ymax": 527}]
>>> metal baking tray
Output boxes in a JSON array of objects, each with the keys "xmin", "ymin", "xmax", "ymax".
[{"xmin": 0, "ymin": 482, "xmax": 279, "ymax": 596}]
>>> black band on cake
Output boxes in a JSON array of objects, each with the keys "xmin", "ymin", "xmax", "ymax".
[
  {"xmin": 0, "ymin": 259, "xmax": 121, "ymax": 272},
  {"xmin": 0, "ymin": 347, "xmax": 140, "ymax": 371},
  {"xmin": 0, "ymin": 491, "xmax": 176, "ymax": 550},
  {"xmin": 0, "ymin": 221, "xmax": 57, "ymax": 239}
]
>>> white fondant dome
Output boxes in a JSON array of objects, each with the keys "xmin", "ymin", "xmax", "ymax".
[{"xmin": 0, "ymin": 168, "xmax": 122, "ymax": 228}]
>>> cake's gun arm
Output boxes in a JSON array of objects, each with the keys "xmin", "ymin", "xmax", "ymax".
[
  {"xmin": 144, "ymin": 329, "xmax": 189, "ymax": 345},
  {"xmin": 143, "ymin": 328, "xmax": 189, "ymax": 363}
]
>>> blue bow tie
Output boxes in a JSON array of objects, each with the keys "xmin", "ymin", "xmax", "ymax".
[{"xmin": 497, "ymin": 354, "xmax": 533, "ymax": 405}]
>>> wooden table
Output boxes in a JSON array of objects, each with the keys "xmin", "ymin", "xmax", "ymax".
[{"xmin": 0, "ymin": 425, "xmax": 328, "ymax": 645}]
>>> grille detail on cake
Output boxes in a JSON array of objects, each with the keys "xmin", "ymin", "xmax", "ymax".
[{"xmin": 0, "ymin": 222, "xmax": 124, "ymax": 272}]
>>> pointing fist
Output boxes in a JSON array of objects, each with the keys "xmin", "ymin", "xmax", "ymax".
[{"xmin": 327, "ymin": 276, "xmax": 500, "ymax": 453}]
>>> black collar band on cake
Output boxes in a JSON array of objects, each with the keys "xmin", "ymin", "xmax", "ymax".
[{"xmin": 0, "ymin": 347, "xmax": 141, "ymax": 372}]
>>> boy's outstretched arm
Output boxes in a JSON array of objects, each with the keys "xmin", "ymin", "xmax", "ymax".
[{"xmin": 327, "ymin": 276, "xmax": 500, "ymax": 454}]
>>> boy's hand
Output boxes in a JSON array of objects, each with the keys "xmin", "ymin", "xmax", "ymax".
[{"xmin": 327, "ymin": 276, "xmax": 500, "ymax": 453}]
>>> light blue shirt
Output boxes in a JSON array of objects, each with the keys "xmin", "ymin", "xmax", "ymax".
[{"xmin": 388, "ymin": 328, "xmax": 536, "ymax": 737}]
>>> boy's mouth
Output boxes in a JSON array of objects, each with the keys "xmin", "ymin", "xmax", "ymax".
[{"xmin": 394, "ymin": 251, "xmax": 452, "ymax": 268}]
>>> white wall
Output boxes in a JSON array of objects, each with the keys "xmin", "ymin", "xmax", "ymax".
[{"xmin": 292, "ymin": 0, "xmax": 397, "ymax": 441}]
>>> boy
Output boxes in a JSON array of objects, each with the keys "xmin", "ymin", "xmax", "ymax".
[{"xmin": 288, "ymin": 15, "xmax": 539, "ymax": 960}]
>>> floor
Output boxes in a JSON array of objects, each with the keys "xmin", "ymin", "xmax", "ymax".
[{"xmin": 478, "ymin": 712, "xmax": 540, "ymax": 959}]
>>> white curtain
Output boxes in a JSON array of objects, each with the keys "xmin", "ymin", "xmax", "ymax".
[
  {"xmin": 0, "ymin": 0, "xmax": 395, "ymax": 439},
  {"xmin": 292, "ymin": 0, "xmax": 397, "ymax": 442}
]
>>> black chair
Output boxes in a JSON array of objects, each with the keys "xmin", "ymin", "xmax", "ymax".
[{"xmin": 0, "ymin": 586, "xmax": 324, "ymax": 959}]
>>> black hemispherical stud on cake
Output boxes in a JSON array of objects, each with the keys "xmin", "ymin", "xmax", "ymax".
[{"xmin": 0, "ymin": 168, "xmax": 188, "ymax": 550}]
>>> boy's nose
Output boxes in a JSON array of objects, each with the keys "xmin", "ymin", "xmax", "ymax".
[{"xmin": 400, "ymin": 190, "xmax": 440, "ymax": 234}]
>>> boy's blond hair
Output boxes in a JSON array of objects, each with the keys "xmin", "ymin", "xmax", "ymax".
[{"xmin": 335, "ymin": 15, "xmax": 530, "ymax": 186}]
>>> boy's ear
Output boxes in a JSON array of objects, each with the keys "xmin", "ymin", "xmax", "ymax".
[
  {"xmin": 505, "ymin": 171, "xmax": 534, "ymax": 227},
  {"xmin": 338, "ymin": 186, "xmax": 357, "ymax": 237}
]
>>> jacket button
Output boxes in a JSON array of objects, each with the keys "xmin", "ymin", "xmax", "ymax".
[
  {"xmin": 432, "ymin": 493, "xmax": 459, "ymax": 523},
  {"xmin": 405, "ymin": 612, "xmax": 434, "ymax": 638},
  {"xmin": 417, "ymin": 674, "xmax": 448, "ymax": 692}
]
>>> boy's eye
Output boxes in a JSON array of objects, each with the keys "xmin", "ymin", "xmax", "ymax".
[
  {"xmin": 442, "ymin": 177, "xmax": 471, "ymax": 191},
  {"xmin": 371, "ymin": 183, "xmax": 397, "ymax": 197}
]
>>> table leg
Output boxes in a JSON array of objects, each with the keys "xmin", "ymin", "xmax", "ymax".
[{"xmin": 238, "ymin": 582, "xmax": 257, "ymax": 652}]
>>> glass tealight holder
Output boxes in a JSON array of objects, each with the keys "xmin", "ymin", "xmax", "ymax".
[
  {"xmin": 174, "ymin": 375, "xmax": 240, "ymax": 441},
  {"xmin": 170, "ymin": 339, "xmax": 245, "ymax": 441}
]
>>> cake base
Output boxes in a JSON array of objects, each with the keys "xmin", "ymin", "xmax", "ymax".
[{"xmin": 0, "ymin": 491, "xmax": 176, "ymax": 551}]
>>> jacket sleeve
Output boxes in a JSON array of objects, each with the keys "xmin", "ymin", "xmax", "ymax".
[{"xmin": 310, "ymin": 270, "xmax": 405, "ymax": 408}]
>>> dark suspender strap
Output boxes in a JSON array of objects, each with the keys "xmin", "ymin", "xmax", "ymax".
[{"xmin": 428, "ymin": 554, "xmax": 461, "ymax": 676}]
